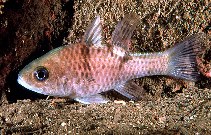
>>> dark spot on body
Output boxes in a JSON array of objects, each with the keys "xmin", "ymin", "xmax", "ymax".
[
  {"xmin": 123, "ymin": 55, "xmax": 132, "ymax": 62},
  {"xmin": 118, "ymin": 57, "xmax": 124, "ymax": 70},
  {"xmin": 85, "ymin": 47, "xmax": 90, "ymax": 55},
  {"xmin": 75, "ymin": 79, "xmax": 81, "ymax": 84},
  {"xmin": 105, "ymin": 76, "xmax": 109, "ymax": 83},
  {"xmin": 79, "ymin": 45, "xmax": 92, "ymax": 72},
  {"xmin": 85, "ymin": 72, "xmax": 89, "ymax": 78},
  {"xmin": 139, "ymin": 60, "xmax": 143, "ymax": 64},
  {"xmin": 62, "ymin": 78, "xmax": 69, "ymax": 91},
  {"xmin": 110, "ymin": 51, "xmax": 114, "ymax": 57},
  {"xmin": 75, "ymin": 71, "xmax": 79, "ymax": 76},
  {"xmin": 80, "ymin": 45, "xmax": 90, "ymax": 57},
  {"xmin": 87, "ymin": 77, "xmax": 95, "ymax": 82},
  {"xmin": 118, "ymin": 55, "xmax": 132, "ymax": 70},
  {"xmin": 102, "ymin": 64, "xmax": 106, "ymax": 69},
  {"xmin": 82, "ymin": 62, "xmax": 86, "ymax": 70},
  {"xmin": 147, "ymin": 70, "xmax": 152, "ymax": 75},
  {"xmin": 78, "ymin": 64, "xmax": 82, "ymax": 70},
  {"xmin": 80, "ymin": 47, "xmax": 84, "ymax": 54},
  {"xmin": 86, "ymin": 63, "xmax": 91, "ymax": 71},
  {"xmin": 74, "ymin": 47, "xmax": 78, "ymax": 54},
  {"xmin": 112, "ymin": 72, "xmax": 116, "ymax": 78},
  {"xmin": 81, "ymin": 72, "xmax": 84, "ymax": 77},
  {"xmin": 118, "ymin": 57, "xmax": 123, "ymax": 62},
  {"xmin": 97, "ymin": 48, "xmax": 101, "ymax": 53}
]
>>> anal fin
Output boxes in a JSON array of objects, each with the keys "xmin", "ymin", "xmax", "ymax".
[
  {"xmin": 74, "ymin": 94, "xmax": 110, "ymax": 104},
  {"xmin": 114, "ymin": 81, "xmax": 146, "ymax": 101}
]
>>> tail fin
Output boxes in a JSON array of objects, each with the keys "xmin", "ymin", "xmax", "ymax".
[{"xmin": 166, "ymin": 33, "xmax": 205, "ymax": 81}]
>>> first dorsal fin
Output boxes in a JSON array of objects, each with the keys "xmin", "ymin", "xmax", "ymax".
[
  {"xmin": 83, "ymin": 15, "xmax": 103, "ymax": 47},
  {"xmin": 111, "ymin": 13, "xmax": 139, "ymax": 51}
]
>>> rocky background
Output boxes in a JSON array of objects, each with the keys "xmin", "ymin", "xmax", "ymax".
[{"xmin": 0, "ymin": 0, "xmax": 210, "ymax": 134}]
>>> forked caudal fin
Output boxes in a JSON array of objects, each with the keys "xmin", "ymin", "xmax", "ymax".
[{"xmin": 166, "ymin": 33, "xmax": 205, "ymax": 81}]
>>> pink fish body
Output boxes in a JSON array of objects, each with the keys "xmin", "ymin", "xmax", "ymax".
[{"xmin": 17, "ymin": 14, "xmax": 204, "ymax": 104}]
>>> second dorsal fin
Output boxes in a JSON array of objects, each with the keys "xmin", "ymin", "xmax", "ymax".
[
  {"xmin": 83, "ymin": 15, "xmax": 103, "ymax": 47},
  {"xmin": 111, "ymin": 14, "xmax": 139, "ymax": 51}
]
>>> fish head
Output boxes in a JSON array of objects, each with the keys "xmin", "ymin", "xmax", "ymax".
[{"xmin": 17, "ymin": 47, "xmax": 74, "ymax": 97}]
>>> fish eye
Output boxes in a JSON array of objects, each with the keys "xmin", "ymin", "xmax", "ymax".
[{"xmin": 34, "ymin": 67, "xmax": 49, "ymax": 81}]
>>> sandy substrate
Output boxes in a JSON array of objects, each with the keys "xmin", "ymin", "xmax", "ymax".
[
  {"xmin": 0, "ymin": 87, "xmax": 210, "ymax": 134},
  {"xmin": 0, "ymin": 0, "xmax": 210, "ymax": 134}
]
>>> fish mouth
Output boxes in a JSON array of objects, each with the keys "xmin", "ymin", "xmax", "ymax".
[{"xmin": 17, "ymin": 75, "xmax": 44, "ymax": 94}]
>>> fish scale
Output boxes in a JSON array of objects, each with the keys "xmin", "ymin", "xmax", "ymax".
[{"xmin": 17, "ymin": 14, "xmax": 205, "ymax": 104}]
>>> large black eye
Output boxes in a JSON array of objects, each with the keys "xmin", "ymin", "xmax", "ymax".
[{"xmin": 34, "ymin": 67, "xmax": 49, "ymax": 81}]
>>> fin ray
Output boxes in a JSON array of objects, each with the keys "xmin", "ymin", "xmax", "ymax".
[
  {"xmin": 166, "ymin": 33, "xmax": 205, "ymax": 81},
  {"xmin": 83, "ymin": 16, "xmax": 103, "ymax": 47},
  {"xmin": 111, "ymin": 13, "xmax": 139, "ymax": 50},
  {"xmin": 115, "ymin": 81, "xmax": 146, "ymax": 101},
  {"xmin": 75, "ymin": 94, "xmax": 110, "ymax": 104}
]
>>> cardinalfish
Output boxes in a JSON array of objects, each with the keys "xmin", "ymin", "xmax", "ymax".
[{"xmin": 17, "ymin": 14, "xmax": 205, "ymax": 104}]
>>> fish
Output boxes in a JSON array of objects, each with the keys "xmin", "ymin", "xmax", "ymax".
[{"xmin": 17, "ymin": 14, "xmax": 204, "ymax": 104}]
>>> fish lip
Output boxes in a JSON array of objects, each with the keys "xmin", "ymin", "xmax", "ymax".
[{"xmin": 17, "ymin": 75, "xmax": 43, "ymax": 94}]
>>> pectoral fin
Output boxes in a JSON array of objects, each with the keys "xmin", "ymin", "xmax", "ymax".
[
  {"xmin": 115, "ymin": 81, "xmax": 146, "ymax": 101},
  {"xmin": 75, "ymin": 94, "xmax": 110, "ymax": 104}
]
